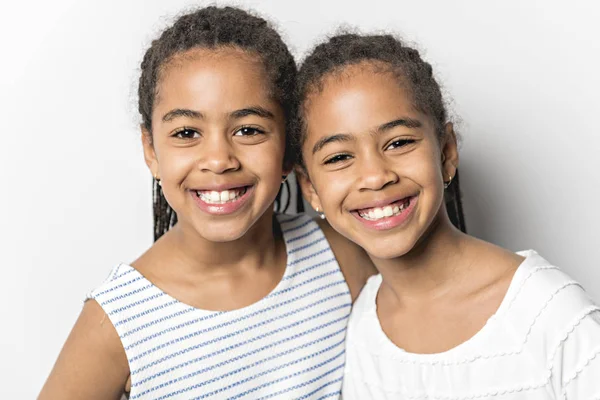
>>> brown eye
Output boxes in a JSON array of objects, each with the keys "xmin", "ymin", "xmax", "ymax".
[
  {"xmin": 387, "ymin": 139, "xmax": 415, "ymax": 150},
  {"xmin": 173, "ymin": 128, "xmax": 200, "ymax": 139},
  {"xmin": 324, "ymin": 154, "xmax": 352, "ymax": 164},
  {"xmin": 234, "ymin": 126, "xmax": 265, "ymax": 136}
]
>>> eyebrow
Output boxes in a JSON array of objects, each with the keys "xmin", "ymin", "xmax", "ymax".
[
  {"xmin": 376, "ymin": 118, "xmax": 422, "ymax": 132},
  {"xmin": 162, "ymin": 108, "xmax": 203, "ymax": 122},
  {"xmin": 312, "ymin": 133, "xmax": 355, "ymax": 155},
  {"xmin": 161, "ymin": 106, "xmax": 275, "ymax": 123},
  {"xmin": 229, "ymin": 106, "xmax": 275, "ymax": 120},
  {"xmin": 311, "ymin": 117, "xmax": 423, "ymax": 155}
]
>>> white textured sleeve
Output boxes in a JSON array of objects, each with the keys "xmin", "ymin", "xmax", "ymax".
[{"xmin": 553, "ymin": 310, "xmax": 600, "ymax": 399}]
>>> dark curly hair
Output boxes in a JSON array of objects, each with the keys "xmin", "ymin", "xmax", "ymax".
[
  {"xmin": 296, "ymin": 32, "xmax": 466, "ymax": 232},
  {"xmin": 296, "ymin": 33, "xmax": 448, "ymax": 157},
  {"xmin": 137, "ymin": 6, "xmax": 299, "ymax": 240}
]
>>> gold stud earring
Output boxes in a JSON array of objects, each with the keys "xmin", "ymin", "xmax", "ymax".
[{"xmin": 444, "ymin": 174, "xmax": 453, "ymax": 189}]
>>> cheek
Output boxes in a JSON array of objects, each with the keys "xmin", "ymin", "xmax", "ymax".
[
  {"xmin": 402, "ymin": 144, "xmax": 443, "ymax": 186},
  {"xmin": 239, "ymin": 140, "xmax": 286, "ymax": 181},
  {"xmin": 311, "ymin": 169, "xmax": 350, "ymax": 211},
  {"xmin": 155, "ymin": 146, "xmax": 197, "ymax": 182},
  {"xmin": 404, "ymin": 148, "xmax": 445, "ymax": 212}
]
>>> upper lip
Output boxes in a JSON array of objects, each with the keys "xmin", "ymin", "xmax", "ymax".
[
  {"xmin": 190, "ymin": 183, "xmax": 253, "ymax": 192},
  {"xmin": 351, "ymin": 194, "xmax": 417, "ymax": 212}
]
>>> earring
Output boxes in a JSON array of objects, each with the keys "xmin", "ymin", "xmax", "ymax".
[
  {"xmin": 154, "ymin": 174, "xmax": 162, "ymax": 187},
  {"xmin": 444, "ymin": 174, "xmax": 453, "ymax": 189},
  {"xmin": 315, "ymin": 207, "xmax": 326, "ymax": 220},
  {"xmin": 281, "ymin": 175, "xmax": 288, "ymax": 184}
]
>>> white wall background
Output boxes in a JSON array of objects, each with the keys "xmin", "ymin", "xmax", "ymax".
[{"xmin": 1, "ymin": 0, "xmax": 598, "ymax": 397}]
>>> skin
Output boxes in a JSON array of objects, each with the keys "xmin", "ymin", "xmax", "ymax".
[
  {"xmin": 39, "ymin": 48, "xmax": 374, "ymax": 399},
  {"xmin": 299, "ymin": 62, "xmax": 523, "ymax": 354}
]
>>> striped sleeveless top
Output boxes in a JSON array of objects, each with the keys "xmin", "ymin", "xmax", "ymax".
[{"xmin": 88, "ymin": 214, "xmax": 351, "ymax": 400}]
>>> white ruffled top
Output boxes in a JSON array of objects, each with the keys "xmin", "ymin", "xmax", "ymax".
[{"xmin": 342, "ymin": 250, "xmax": 600, "ymax": 399}]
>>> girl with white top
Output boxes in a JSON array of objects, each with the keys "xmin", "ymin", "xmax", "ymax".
[
  {"xmin": 39, "ymin": 9, "xmax": 374, "ymax": 400},
  {"xmin": 295, "ymin": 32, "xmax": 600, "ymax": 399}
]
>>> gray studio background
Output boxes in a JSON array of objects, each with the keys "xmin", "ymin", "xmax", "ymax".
[{"xmin": 0, "ymin": 0, "xmax": 598, "ymax": 398}]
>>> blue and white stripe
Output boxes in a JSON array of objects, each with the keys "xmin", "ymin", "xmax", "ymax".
[{"xmin": 88, "ymin": 214, "xmax": 351, "ymax": 399}]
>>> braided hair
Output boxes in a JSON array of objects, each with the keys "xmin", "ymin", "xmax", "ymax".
[
  {"xmin": 137, "ymin": 6, "xmax": 300, "ymax": 240},
  {"xmin": 295, "ymin": 33, "xmax": 466, "ymax": 232}
]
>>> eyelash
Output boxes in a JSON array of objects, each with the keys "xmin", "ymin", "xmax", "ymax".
[
  {"xmin": 171, "ymin": 125, "xmax": 265, "ymax": 140},
  {"xmin": 387, "ymin": 139, "xmax": 415, "ymax": 150},
  {"xmin": 323, "ymin": 139, "xmax": 416, "ymax": 165},
  {"xmin": 172, "ymin": 128, "xmax": 200, "ymax": 139},
  {"xmin": 234, "ymin": 126, "xmax": 265, "ymax": 136},
  {"xmin": 324, "ymin": 154, "xmax": 352, "ymax": 165}
]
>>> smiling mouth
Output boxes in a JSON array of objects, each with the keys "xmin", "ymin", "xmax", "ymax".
[
  {"xmin": 194, "ymin": 186, "xmax": 249, "ymax": 204},
  {"xmin": 356, "ymin": 197, "xmax": 413, "ymax": 221}
]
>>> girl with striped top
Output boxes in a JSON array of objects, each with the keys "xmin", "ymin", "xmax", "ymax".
[
  {"xmin": 39, "ymin": 8, "xmax": 373, "ymax": 400},
  {"xmin": 295, "ymin": 33, "xmax": 600, "ymax": 399}
]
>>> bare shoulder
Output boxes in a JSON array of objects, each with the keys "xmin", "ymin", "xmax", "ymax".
[
  {"xmin": 479, "ymin": 240, "xmax": 524, "ymax": 277},
  {"xmin": 465, "ymin": 238, "xmax": 525, "ymax": 299},
  {"xmin": 317, "ymin": 218, "xmax": 377, "ymax": 302},
  {"xmin": 130, "ymin": 228, "xmax": 177, "ymax": 278},
  {"xmin": 39, "ymin": 299, "xmax": 129, "ymax": 400}
]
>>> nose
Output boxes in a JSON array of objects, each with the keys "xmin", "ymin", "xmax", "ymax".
[
  {"xmin": 357, "ymin": 154, "xmax": 399, "ymax": 191},
  {"xmin": 198, "ymin": 135, "xmax": 241, "ymax": 174}
]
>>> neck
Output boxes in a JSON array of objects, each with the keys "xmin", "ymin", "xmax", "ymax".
[
  {"xmin": 165, "ymin": 210, "xmax": 281, "ymax": 276},
  {"xmin": 372, "ymin": 210, "xmax": 473, "ymax": 305}
]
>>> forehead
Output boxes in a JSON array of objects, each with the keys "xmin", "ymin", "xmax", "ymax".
[
  {"xmin": 304, "ymin": 63, "xmax": 424, "ymax": 136},
  {"xmin": 153, "ymin": 48, "xmax": 277, "ymax": 117}
]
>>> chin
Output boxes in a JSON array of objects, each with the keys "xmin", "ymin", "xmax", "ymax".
[
  {"xmin": 359, "ymin": 235, "xmax": 417, "ymax": 260},
  {"xmin": 366, "ymin": 245, "xmax": 410, "ymax": 260},
  {"xmin": 192, "ymin": 218, "xmax": 255, "ymax": 243},
  {"xmin": 199, "ymin": 226, "xmax": 250, "ymax": 243}
]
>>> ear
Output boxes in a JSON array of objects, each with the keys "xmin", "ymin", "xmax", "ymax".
[
  {"xmin": 441, "ymin": 123, "xmax": 459, "ymax": 181},
  {"xmin": 141, "ymin": 125, "xmax": 159, "ymax": 178},
  {"xmin": 295, "ymin": 166, "xmax": 323, "ymax": 212}
]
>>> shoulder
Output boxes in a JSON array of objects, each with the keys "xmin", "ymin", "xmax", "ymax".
[
  {"xmin": 86, "ymin": 262, "xmax": 160, "ymax": 331},
  {"xmin": 501, "ymin": 251, "xmax": 597, "ymax": 334},
  {"xmin": 503, "ymin": 251, "xmax": 596, "ymax": 326},
  {"xmin": 501, "ymin": 251, "xmax": 600, "ymax": 397},
  {"xmin": 351, "ymin": 274, "xmax": 382, "ymax": 314},
  {"xmin": 316, "ymin": 217, "xmax": 377, "ymax": 302},
  {"xmin": 276, "ymin": 213, "xmax": 318, "ymax": 238},
  {"xmin": 277, "ymin": 213, "xmax": 376, "ymax": 302},
  {"xmin": 87, "ymin": 263, "xmax": 141, "ymax": 305},
  {"xmin": 493, "ymin": 251, "xmax": 597, "ymax": 356}
]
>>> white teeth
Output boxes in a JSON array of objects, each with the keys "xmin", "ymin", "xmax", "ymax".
[
  {"xmin": 197, "ymin": 188, "xmax": 246, "ymax": 204},
  {"xmin": 358, "ymin": 199, "xmax": 411, "ymax": 221}
]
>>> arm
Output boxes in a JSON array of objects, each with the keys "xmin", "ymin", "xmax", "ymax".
[
  {"xmin": 295, "ymin": 168, "xmax": 377, "ymax": 301},
  {"xmin": 39, "ymin": 299, "xmax": 130, "ymax": 400},
  {"xmin": 317, "ymin": 218, "xmax": 377, "ymax": 302}
]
